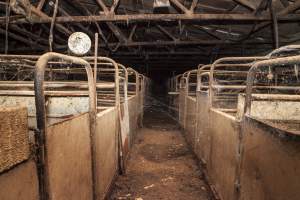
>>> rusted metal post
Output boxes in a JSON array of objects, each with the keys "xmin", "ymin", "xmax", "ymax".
[
  {"xmin": 116, "ymin": 63, "xmax": 128, "ymax": 174},
  {"xmin": 94, "ymin": 33, "xmax": 99, "ymax": 83}
]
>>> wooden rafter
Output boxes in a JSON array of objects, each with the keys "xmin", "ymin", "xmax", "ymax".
[
  {"xmin": 96, "ymin": 0, "xmax": 109, "ymax": 13},
  {"xmin": 156, "ymin": 25, "xmax": 178, "ymax": 41},
  {"xmin": 233, "ymin": 0, "xmax": 257, "ymax": 10},
  {"xmin": 107, "ymin": 22, "xmax": 127, "ymax": 43},
  {"xmin": 110, "ymin": 0, "xmax": 120, "ymax": 13},
  {"xmin": 169, "ymin": 0, "xmax": 190, "ymax": 14},
  {"xmin": 5, "ymin": 13, "xmax": 300, "ymax": 24},
  {"xmin": 190, "ymin": 0, "xmax": 199, "ymax": 12}
]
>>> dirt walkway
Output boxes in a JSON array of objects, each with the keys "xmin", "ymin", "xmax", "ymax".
[{"xmin": 110, "ymin": 104, "xmax": 212, "ymax": 200}]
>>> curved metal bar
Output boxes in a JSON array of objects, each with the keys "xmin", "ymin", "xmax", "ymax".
[
  {"xmin": 34, "ymin": 52, "xmax": 97, "ymax": 200},
  {"xmin": 244, "ymin": 55, "xmax": 300, "ymax": 115},
  {"xmin": 138, "ymin": 74, "xmax": 144, "ymax": 91},
  {"xmin": 267, "ymin": 45, "xmax": 300, "ymax": 58},
  {"xmin": 127, "ymin": 67, "xmax": 139, "ymax": 95},
  {"xmin": 186, "ymin": 69, "xmax": 197, "ymax": 96},
  {"xmin": 198, "ymin": 72, "xmax": 210, "ymax": 92},
  {"xmin": 180, "ymin": 71, "xmax": 189, "ymax": 89},
  {"xmin": 197, "ymin": 64, "xmax": 211, "ymax": 92},
  {"xmin": 180, "ymin": 77, "xmax": 187, "ymax": 89},
  {"xmin": 175, "ymin": 74, "xmax": 182, "ymax": 92},
  {"xmin": 84, "ymin": 57, "xmax": 120, "ymax": 108},
  {"xmin": 209, "ymin": 56, "xmax": 266, "ymax": 108}
]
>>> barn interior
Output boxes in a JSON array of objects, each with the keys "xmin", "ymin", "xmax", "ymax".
[{"xmin": 1, "ymin": 0, "xmax": 300, "ymax": 200}]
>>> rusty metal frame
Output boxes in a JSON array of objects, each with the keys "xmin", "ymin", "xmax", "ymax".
[
  {"xmin": 34, "ymin": 52, "xmax": 97, "ymax": 200},
  {"xmin": 197, "ymin": 64, "xmax": 211, "ymax": 92},
  {"xmin": 198, "ymin": 72, "xmax": 210, "ymax": 92},
  {"xmin": 209, "ymin": 57, "xmax": 267, "ymax": 109},
  {"xmin": 116, "ymin": 63, "xmax": 129, "ymax": 174},
  {"xmin": 84, "ymin": 57, "xmax": 120, "ymax": 109},
  {"xmin": 267, "ymin": 44, "xmax": 300, "ymax": 58},
  {"xmin": 245, "ymin": 54, "xmax": 300, "ymax": 114}
]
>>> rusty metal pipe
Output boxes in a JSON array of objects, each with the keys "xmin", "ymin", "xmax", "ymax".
[
  {"xmin": 34, "ymin": 52, "xmax": 97, "ymax": 200},
  {"xmin": 116, "ymin": 63, "xmax": 128, "ymax": 174}
]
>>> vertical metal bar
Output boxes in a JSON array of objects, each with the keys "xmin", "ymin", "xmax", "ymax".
[
  {"xmin": 117, "ymin": 64, "xmax": 128, "ymax": 174},
  {"xmin": 49, "ymin": 0, "xmax": 58, "ymax": 52},
  {"xmin": 94, "ymin": 33, "xmax": 99, "ymax": 84}
]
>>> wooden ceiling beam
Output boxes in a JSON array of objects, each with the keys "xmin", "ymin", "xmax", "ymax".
[{"xmin": 5, "ymin": 13, "xmax": 300, "ymax": 24}]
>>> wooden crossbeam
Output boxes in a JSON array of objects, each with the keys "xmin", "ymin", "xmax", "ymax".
[
  {"xmin": 233, "ymin": 0, "xmax": 257, "ymax": 10},
  {"xmin": 6, "ymin": 13, "xmax": 300, "ymax": 24}
]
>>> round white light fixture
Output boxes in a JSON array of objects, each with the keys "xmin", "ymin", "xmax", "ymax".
[{"xmin": 68, "ymin": 32, "xmax": 91, "ymax": 56}]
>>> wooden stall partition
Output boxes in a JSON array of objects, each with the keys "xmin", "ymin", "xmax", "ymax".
[
  {"xmin": 0, "ymin": 159, "xmax": 39, "ymax": 200},
  {"xmin": 194, "ymin": 91, "xmax": 211, "ymax": 165},
  {"xmin": 46, "ymin": 113, "xmax": 93, "ymax": 200},
  {"xmin": 194, "ymin": 66, "xmax": 211, "ymax": 164},
  {"xmin": 237, "ymin": 94, "xmax": 300, "ymax": 200},
  {"xmin": 128, "ymin": 95, "xmax": 139, "ymax": 147},
  {"xmin": 185, "ymin": 96, "xmax": 197, "ymax": 148},
  {"xmin": 238, "ymin": 54, "xmax": 300, "ymax": 200},
  {"xmin": 94, "ymin": 108, "xmax": 118, "ymax": 200},
  {"xmin": 208, "ymin": 109, "xmax": 241, "ymax": 200},
  {"xmin": 239, "ymin": 117, "xmax": 300, "ymax": 200},
  {"xmin": 179, "ymin": 84, "xmax": 186, "ymax": 128},
  {"xmin": 0, "ymin": 106, "xmax": 39, "ymax": 200}
]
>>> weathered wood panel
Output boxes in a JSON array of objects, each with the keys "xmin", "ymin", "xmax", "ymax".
[
  {"xmin": 195, "ymin": 92, "xmax": 211, "ymax": 165},
  {"xmin": 209, "ymin": 109, "xmax": 240, "ymax": 200},
  {"xmin": 0, "ymin": 159, "xmax": 39, "ymax": 200},
  {"xmin": 185, "ymin": 97, "xmax": 197, "ymax": 148},
  {"xmin": 179, "ymin": 88, "xmax": 186, "ymax": 128},
  {"xmin": 240, "ymin": 117, "xmax": 300, "ymax": 200},
  {"xmin": 95, "ymin": 108, "xmax": 118, "ymax": 200},
  {"xmin": 46, "ymin": 113, "xmax": 93, "ymax": 200},
  {"xmin": 128, "ymin": 96, "xmax": 138, "ymax": 147}
]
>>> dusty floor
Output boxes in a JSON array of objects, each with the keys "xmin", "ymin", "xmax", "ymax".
[{"xmin": 110, "ymin": 101, "xmax": 212, "ymax": 200}]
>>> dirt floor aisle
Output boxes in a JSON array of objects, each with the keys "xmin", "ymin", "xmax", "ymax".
[{"xmin": 110, "ymin": 102, "xmax": 212, "ymax": 200}]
